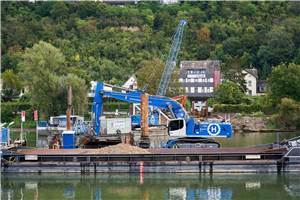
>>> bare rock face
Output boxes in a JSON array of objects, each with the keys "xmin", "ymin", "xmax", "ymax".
[{"xmin": 231, "ymin": 116, "xmax": 267, "ymax": 132}]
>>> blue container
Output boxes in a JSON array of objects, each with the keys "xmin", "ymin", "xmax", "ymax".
[
  {"xmin": 62, "ymin": 131, "xmax": 76, "ymax": 149},
  {"xmin": 1, "ymin": 128, "xmax": 9, "ymax": 145}
]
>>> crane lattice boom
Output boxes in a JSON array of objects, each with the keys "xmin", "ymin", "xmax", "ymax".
[{"xmin": 156, "ymin": 19, "xmax": 187, "ymax": 96}]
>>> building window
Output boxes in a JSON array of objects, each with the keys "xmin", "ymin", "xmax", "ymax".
[
  {"xmin": 191, "ymin": 78, "xmax": 194, "ymax": 83},
  {"xmin": 179, "ymin": 78, "xmax": 183, "ymax": 82},
  {"xmin": 191, "ymin": 87, "xmax": 195, "ymax": 93},
  {"xmin": 248, "ymin": 80, "xmax": 252, "ymax": 87},
  {"xmin": 202, "ymin": 78, "xmax": 205, "ymax": 82},
  {"xmin": 210, "ymin": 78, "xmax": 213, "ymax": 82},
  {"xmin": 211, "ymin": 87, "xmax": 214, "ymax": 92},
  {"xmin": 185, "ymin": 87, "xmax": 189, "ymax": 93}
]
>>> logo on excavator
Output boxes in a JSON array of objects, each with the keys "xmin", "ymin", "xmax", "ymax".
[
  {"xmin": 207, "ymin": 123, "xmax": 221, "ymax": 136},
  {"xmin": 149, "ymin": 115, "xmax": 155, "ymax": 125}
]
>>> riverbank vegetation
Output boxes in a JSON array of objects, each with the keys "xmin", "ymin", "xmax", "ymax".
[{"xmin": 209, "ymin": 63, "xmax": 300, "ymax": 130}]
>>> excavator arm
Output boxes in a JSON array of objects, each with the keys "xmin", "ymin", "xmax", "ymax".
[
  {"xmin": 92, "ymin": 82, "xmax": 232, "ymax": 144},
  {"xmin": 92, "ymin": 82, "xmax": 188, "ymax": 135}
]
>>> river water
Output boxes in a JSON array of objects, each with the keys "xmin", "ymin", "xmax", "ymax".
[{"xmin": 1, "ymin": 173, "xmax": 300, "ymax": 200}]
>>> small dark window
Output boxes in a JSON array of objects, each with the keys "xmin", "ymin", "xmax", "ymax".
[{"xmin": 169, "ymin": 119, "xmax": 184, "ymax": 131}]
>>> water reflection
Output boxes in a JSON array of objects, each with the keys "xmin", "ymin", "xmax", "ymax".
[
  {"xmin": 168, "ymin": 187, "xmax": 232, "ymax": 200},
  {"xmin": 2, "ymin": 173, "xmax": 300, "ymax": 200}
]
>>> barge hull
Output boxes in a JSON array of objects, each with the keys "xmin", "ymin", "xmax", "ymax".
[{"xmin": 3, "ymin": 160, "xmax": 300, "ymax": 173}]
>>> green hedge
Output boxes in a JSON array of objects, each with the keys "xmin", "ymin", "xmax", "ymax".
[
  {"xmin": 1, "ymin": 101, "xmax": 34, "ymax": 123},
  {"xmin": 88, "ymin": 102, "xmax": 130, "ymax": 112},
  {"xmin": 2, "ymin": 101, "xmax": 130, "ymax": 124},
  {"xmin": 213, "ymin": 103, "xmax": 262, "ymax": 113}
]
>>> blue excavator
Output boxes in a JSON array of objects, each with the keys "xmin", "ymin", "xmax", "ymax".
[{"xmin": 92, "ymin": 82, "xmax": 232, "ymax": 148}]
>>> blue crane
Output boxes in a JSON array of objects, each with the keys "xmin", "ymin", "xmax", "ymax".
[
  {"xmin": 156, "ymin": 19, "xmax": 187, "ymax": 96},
  {"xmin": 92, "ymin": 82, "xmax": 232, "ymax": 148}
]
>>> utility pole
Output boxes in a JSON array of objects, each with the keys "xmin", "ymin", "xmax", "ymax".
[
  {"xmin": 20, "ymin": 111, "xmax": 25, "ymax": 141},
  {"xmin": 66, "ymin": 85, "xmax": 72, "ymax": 131},
  {"xmin": 34, "ymin": 110, "xmax": 38, "ymax": 147}
]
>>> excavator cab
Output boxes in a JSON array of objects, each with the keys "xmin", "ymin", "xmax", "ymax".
[{"xmin": 168, "ymin": 119, "xmax": 186, "ymax": 137}]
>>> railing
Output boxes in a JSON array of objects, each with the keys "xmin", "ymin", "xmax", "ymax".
[{"xmin": 1, "ymin": 151, "xmax": 284, "ymax": 164}]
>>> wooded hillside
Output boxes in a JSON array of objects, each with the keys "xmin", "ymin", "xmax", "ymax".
[{"xmin": 2, "ymin": 1, "xmax": 300, "ymax": 85}]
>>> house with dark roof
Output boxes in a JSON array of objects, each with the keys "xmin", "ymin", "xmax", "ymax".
[{"xmin": 179, "ymin": 60, "xmax": 221, "ymax": 102}]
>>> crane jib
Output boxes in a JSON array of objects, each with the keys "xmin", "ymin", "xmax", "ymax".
[{"xmin": 156, "ymin": 19, "xmax": 188, "ymax": 96}]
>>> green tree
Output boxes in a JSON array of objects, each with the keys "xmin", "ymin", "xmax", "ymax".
[
  {"xmin": 214, "ymin": 80, "xmax": 245, "ymax": 104},
  {"xmin": 267, "ymin": 63, "xmax": 300, "ymax": 102},
  {"xmin": 1, "ymin": 70, "xmax": 23, "ymax": 101},
  {"xmin": 222, "ymin": 58, "xmax": 247, "ymax": 92},
  {"xmin": 18, "ymin": 41, "xmax": 87, "ymax": 116},
  {"xmin": 136, "ymin": 59, "xmax": 164, "ymax": 95},
  {"xmin": 275, "ymin": 98, "xmax": 300, "ymax": 130},
  {"xmin": 266, "ymin": 26, "xmax": 295, "ymax": 66}
]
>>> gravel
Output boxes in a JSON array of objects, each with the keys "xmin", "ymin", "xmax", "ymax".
[
  {"xmin": 94, "ymin": 143, "xmax": 150, "ymax": 154},
  {"xmin": 17, "ymin": 144, "xmax": 151, "ymax": 155}
]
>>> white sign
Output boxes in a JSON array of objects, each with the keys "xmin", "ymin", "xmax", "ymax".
[
  {"xmin": 25, "ymin": 155, "xmax": 38, "ymax": 160},
  {"xmin": 245, "ymin": 155, "xmax": 261, "ymax": 160}
]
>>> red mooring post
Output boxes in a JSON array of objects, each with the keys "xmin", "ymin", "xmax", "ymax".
[{"xmin": 139, "ymin": 161, "xmax": 144, "ymax": 184}]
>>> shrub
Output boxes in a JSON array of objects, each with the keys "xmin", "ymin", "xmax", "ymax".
[
  {"xmin": 213, "ymin": 103, "xmax": 262, "ymax": 113},
  {"xmin": 274, "ymin": 98, "xmax": 300, "ymax": 130},
  {"xmin": 1, "ymin": 101, "xmax": 33, "ymax": 123}
]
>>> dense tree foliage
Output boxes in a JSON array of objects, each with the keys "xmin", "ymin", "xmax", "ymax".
[
  {"xmin": 2, "ymin": 1, "xmax": 300, "ymax": 95},
  {"xmin": 267, "ymin": 63, "xmax": 300, "ymax": 102},
  {"xmin": 18, "ymin": 41, "xmax": 87, "ymax": 116},
  {"xmin": 275, "ymin": 98, "xmax": 300, "ymax": 130},
  {"xmin": 213, "ymin": 80, "xmax": 245, "ymax": 104},
  {"xmin": 1, "ymin": 70, "xmax": 22, "ymax": 101},
  {"xmin": 136, "ymin": 59, "xmax": 164, "ymax": 94}
]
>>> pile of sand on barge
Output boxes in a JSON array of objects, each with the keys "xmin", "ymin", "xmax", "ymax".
[
  {"xmin": 17, "ymin": 143, "xmax": 150, "ymax": 155},
  {"xmin": 90, "ymin": 143, "xmax": 150, "ymax": 154}
]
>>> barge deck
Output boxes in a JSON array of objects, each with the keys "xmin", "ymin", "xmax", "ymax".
[{"xmin": 2, "ymin": 147, "xmax": 300, "ymax": 173}]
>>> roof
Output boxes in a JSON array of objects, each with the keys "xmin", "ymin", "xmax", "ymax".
[
  {"xmin": 180, "ymin": 60, "xmax": 220, "ymax": 70},
  {"xmin": 179, "ymin": 60, "xmax": 220, "ymax": 78},
  {"xmin": 244, "ymin": 68, "xmax": 258, "ymax": 78}
]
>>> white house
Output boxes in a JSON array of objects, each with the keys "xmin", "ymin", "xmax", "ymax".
[
  {"xmin": 122, "ymin": 75, "xmax": 137, "ymax": 90},
  {"xmin": 243, "ymin": 68, "xmax": 258, "ymax": 96}
]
